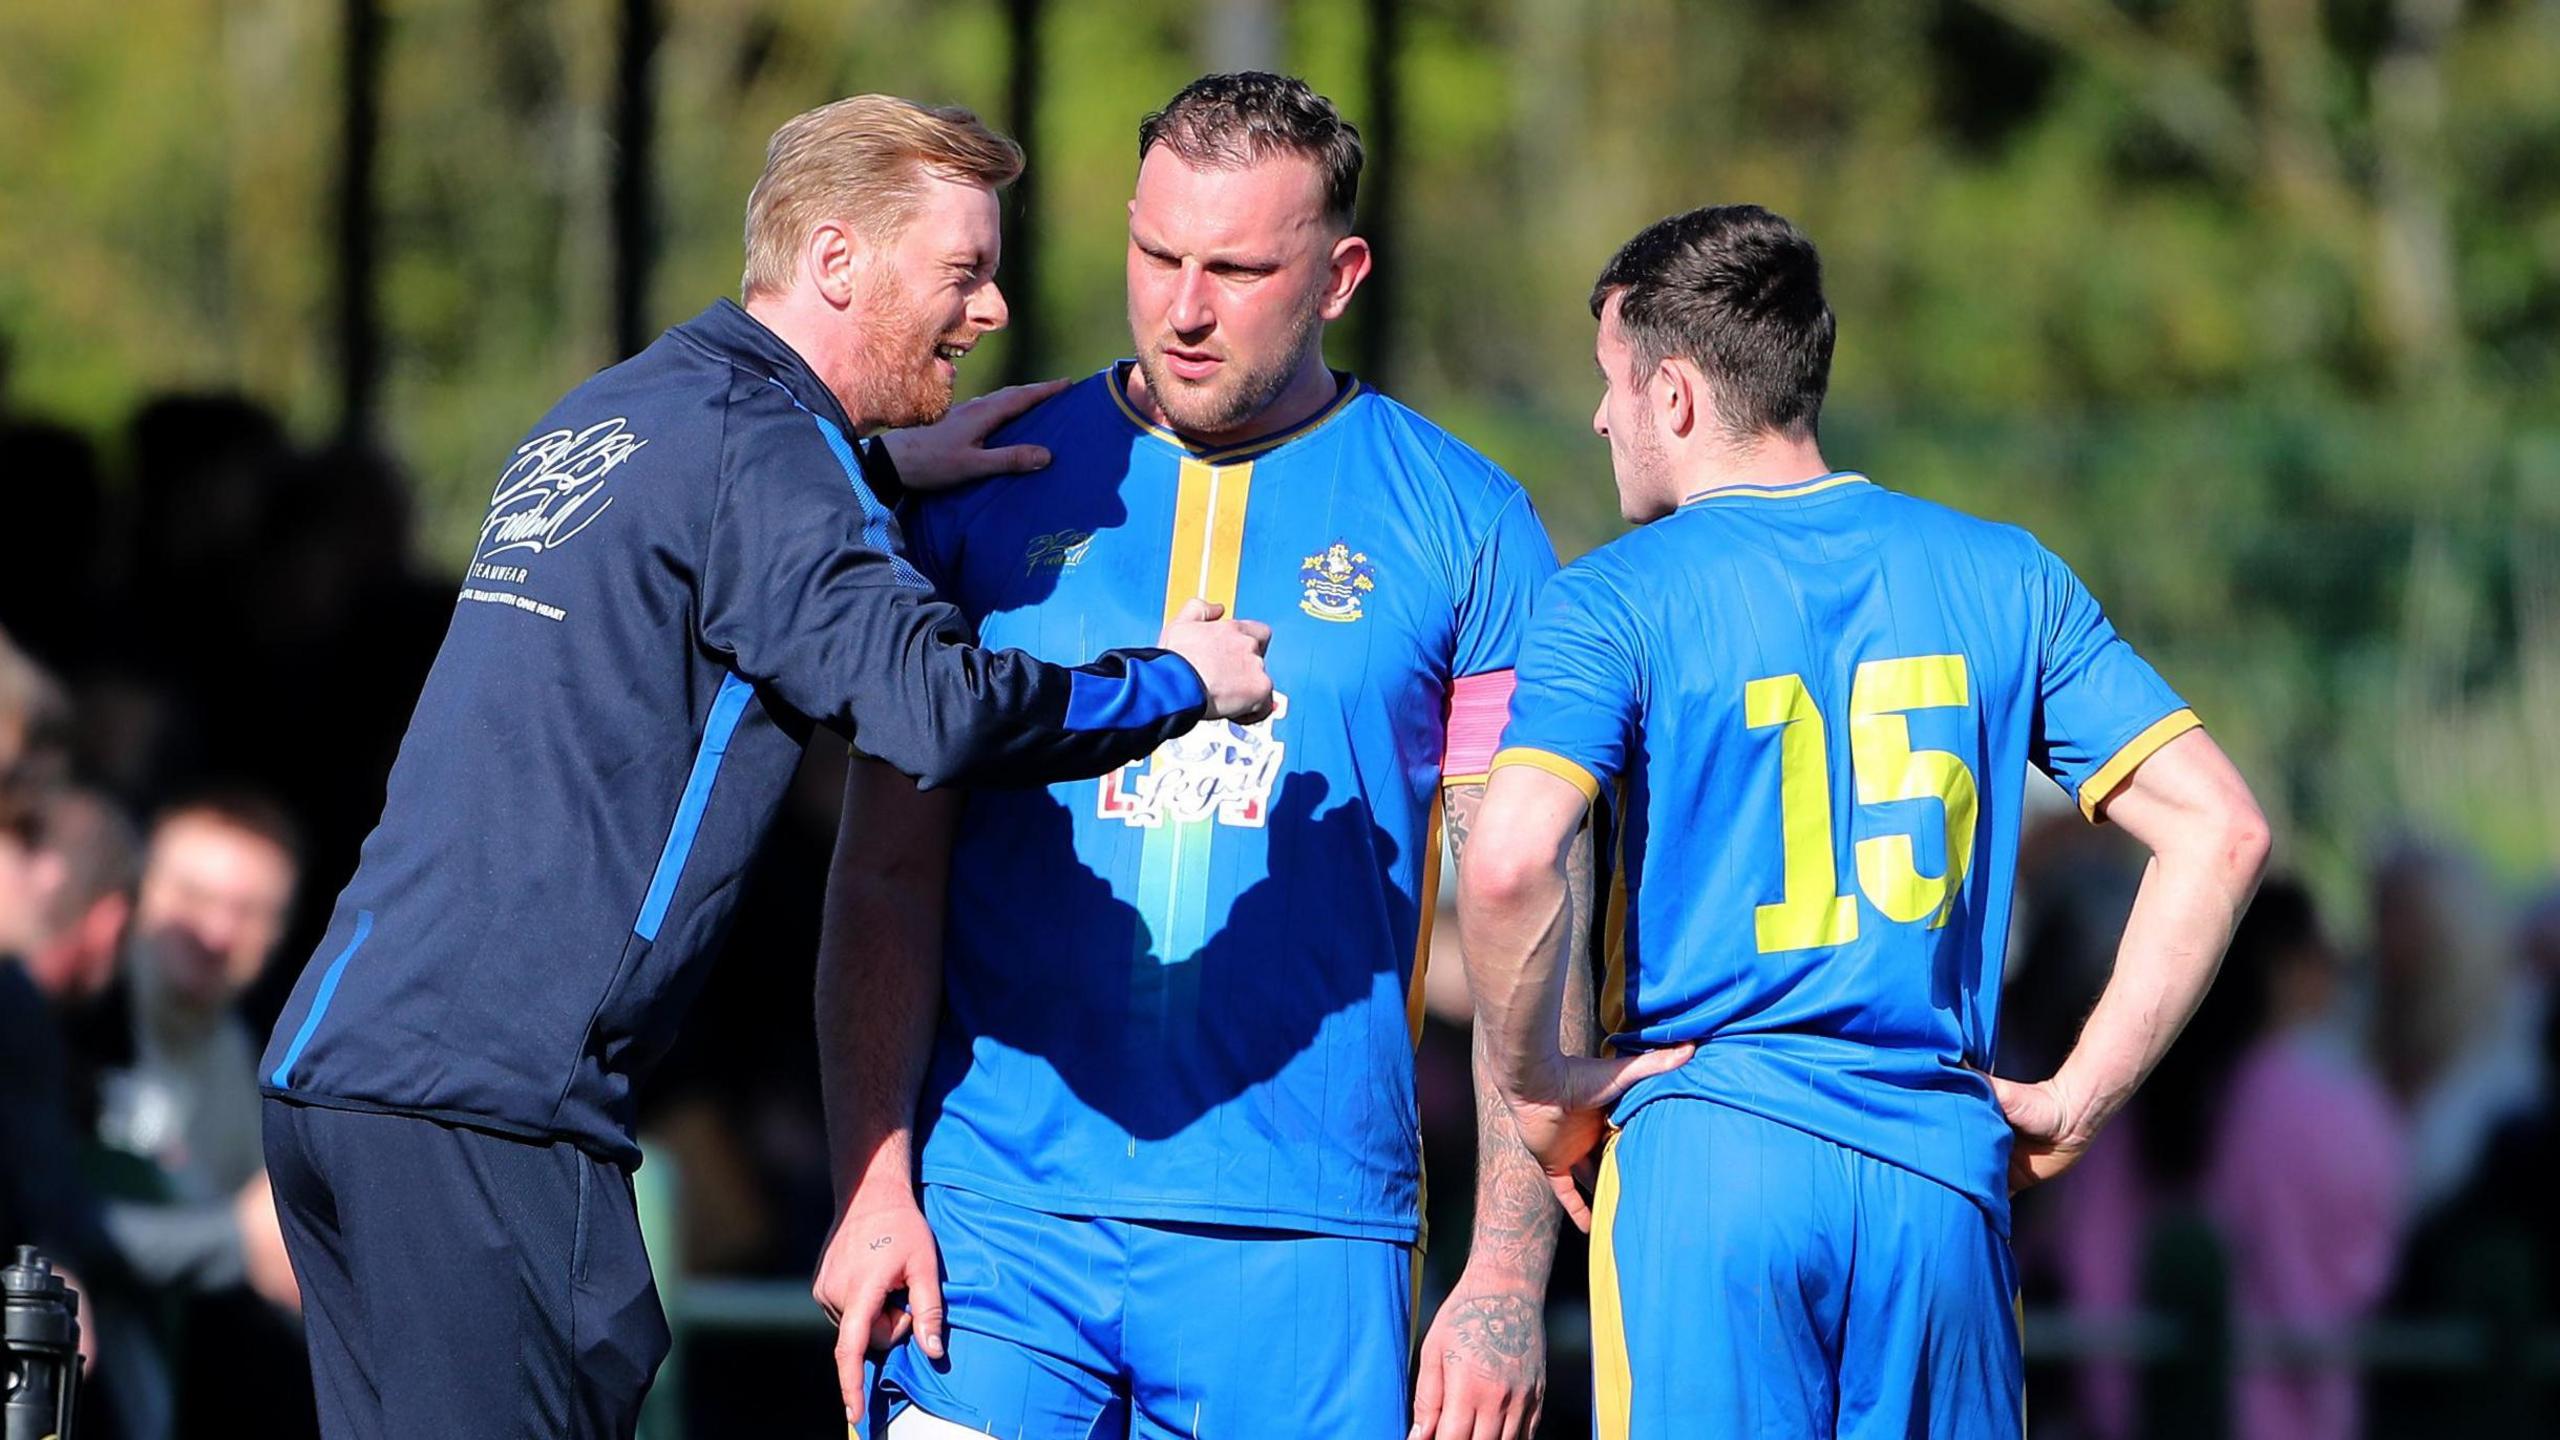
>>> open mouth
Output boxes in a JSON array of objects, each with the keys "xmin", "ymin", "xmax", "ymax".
[{"xmin": 935, "ymin": 342, "xmax": 971, "ymax": 365}]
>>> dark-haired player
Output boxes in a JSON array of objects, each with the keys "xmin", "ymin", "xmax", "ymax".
[
  {"xmin": 1458, "ymin": 205, "xmax": 2270, "ymax": 1437},
  {"xmin": 818, "ymin": 73, "xmax": 1573, "ymax": 1440}
]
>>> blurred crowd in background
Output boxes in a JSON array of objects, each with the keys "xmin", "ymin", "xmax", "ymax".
[{"xmin": 0, "ymin": 386, "xmax": 2553, "ymax": 1440}]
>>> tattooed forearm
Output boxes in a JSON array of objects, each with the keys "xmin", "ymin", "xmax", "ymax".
[
  {"xmin": 1469, "ymin": 1027, "xmax": 1563, "ymax": 1278},
  {"xmin": 1445, "ymin": 781, "xmax": 1580, "ymax": 1283}
]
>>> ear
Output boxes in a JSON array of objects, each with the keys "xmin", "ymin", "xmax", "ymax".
[
  {"xmin": 805, "ymin": 219, "xmax": 863, "ymax": 310},
  {"xmin": 1654, "ymin": 357, "xmax": 1700, "ymax": 440},
  {"xmin": 1317, "ymin": 233, "xmax": 1373, "ymax": 322}
]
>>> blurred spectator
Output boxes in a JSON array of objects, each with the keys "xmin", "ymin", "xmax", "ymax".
[
  {"xmin": 0, "ymin": 618, "xmax": 69, "ymax": 784},
  {"xmin": 0, "ymin": 635, "xmax": 143, "ymax": 1431},
  {"xmin": 2371, "ymin": 839, "xmax": 2540, "ymax": 1216},
  {"xmin": 123, "ymin": 394, "xmax": 287, "ymax": 649},
  {"xmin": 72, "ymin": 788, "xmax": 310, "ymax": 1438},
  {"xmin": 92, "ymin": 791, "xmax": 301, "ymax": 1199},
  {"xmin": 2028, "ymin": 861, "xmax": 2406, "ymax": 1440},
  {"xmin": 22, "ymin": 786, "xmax": 139, "ymax": 1011},
  {"xmin": 2203, "ymin": 878, "xmax": 2407, "ymax": 1440}
]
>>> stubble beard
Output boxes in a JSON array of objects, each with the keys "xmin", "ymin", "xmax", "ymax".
[
  {"xmin": 1134, "ymin": 293, "xmax": 1325, "ymax": 441},
  {"xmin": 1617, "ymin": 419, "xmax": 1676, "ymax": 522}
]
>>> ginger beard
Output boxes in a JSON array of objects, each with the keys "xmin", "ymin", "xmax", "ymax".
[
  {"xmin": 1131, "ymin": 270, "xmax": 1327, "ymax": 439},
  {"xmin": 844, "ymin": 261, "xmax": 971, "ymax": 431}
]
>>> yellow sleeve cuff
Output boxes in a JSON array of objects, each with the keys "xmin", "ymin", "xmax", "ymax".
[
  {"xmin": 1492, "ymin": 747, "xmax": 1602, "ymax": 803},
  {"xmin": 2078, "ymin": 709, "xmax": 2202, "ymax": 822}
]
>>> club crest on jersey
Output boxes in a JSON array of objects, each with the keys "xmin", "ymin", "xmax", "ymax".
[
  {"xmin": 1298, "ymin": 541, "xmax": 1376, "ymax": 622},
  {"xmin": 1025, "ymin": 529, "xmax": 1094, "ymax": 575},
  {"xmin": 1098, "ymin": 692, "xmax": 1289, "ymax": 828}
]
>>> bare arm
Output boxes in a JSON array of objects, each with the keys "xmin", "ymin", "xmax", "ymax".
[
  {"xmin": 1451, "ymin": 782, "xmax": 1585, "ymax": 1284},
  {"xmin": 813, "ymin": 757, "xmax": 959, "ymax": 1408},
  {"xmin": 1410, "ymin": 783, "xmax": 1596, "ymax": 1440},
  {"xmin": 1993, "ymin": 727, "xmax": 2272, "ymax": 1190},
  {"xmin": 1457, "ymin": 766, "xmax": 1690, "ymax": 1230}
]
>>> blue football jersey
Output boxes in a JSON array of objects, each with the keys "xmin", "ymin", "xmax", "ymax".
[
  {"xmin": 905, "ymin": 365, "xmax": 1558, "ymax": 1241},
  {"xmin": 1496, "ymin": 473, "xmax": 2196, "ymax": 1227}
]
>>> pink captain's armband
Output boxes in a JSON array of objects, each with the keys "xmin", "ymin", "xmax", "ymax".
[{"xmin": 1441, "ymin": 669, "xmax": 1518, "ymax": 785}]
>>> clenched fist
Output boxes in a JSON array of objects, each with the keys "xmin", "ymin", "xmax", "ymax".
[{"xmin": 1159, "ymin": 598, "xmax": 1275, "ymax": 723}]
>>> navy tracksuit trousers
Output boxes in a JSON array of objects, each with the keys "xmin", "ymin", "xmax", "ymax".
[{"xmin": 262, "ymin": 1100, "xmax": 670, "ymax": 1439}]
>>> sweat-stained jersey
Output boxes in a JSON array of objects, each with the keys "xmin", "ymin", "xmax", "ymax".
[
  {"xmin": 1495, "ymin": 472, "xmax": 2197, "ymax": 1229},
  {"xmin": 903, "ymin": 364, "xmax": 1558, "ymax": 1241}
]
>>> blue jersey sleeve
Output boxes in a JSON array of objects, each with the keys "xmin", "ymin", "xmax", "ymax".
[
  {"xmin": 2031, "ymin": 545, "xmax": 2198, "ymax": 820},
  {"xmin": 1489, "ymin": 563, "xmax": 1642, "ymax": 803},
  {"xmin": 1452, "ymin": 488, "xmax": 1561, "ymax": 679}
]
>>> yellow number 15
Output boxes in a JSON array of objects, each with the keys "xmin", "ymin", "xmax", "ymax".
[{"xmin": 1742, "ymin": 655, "xmax": 1979, "ymax": 954}]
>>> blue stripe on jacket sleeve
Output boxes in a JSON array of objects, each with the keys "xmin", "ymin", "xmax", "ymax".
[
  {"xmin": 766, "ymin": 379, "xmax": 932, "ymax": 591},
  {"xmin": 634, "ymin": 672, "xmax": 758, "ymax": 941},
  {"xmin": 1064, "ymin": 655, "xmax": 1205, "ymax": 732},
  {"xmin": 268, "ymin": 909, "xmax": 374, "ymax": 1088}
]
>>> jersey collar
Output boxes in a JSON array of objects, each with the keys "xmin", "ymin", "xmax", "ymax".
[
  {"xmin": 1681, "ymin": 471, "xmax": 1873, "ymax": 507},
  {"xmin": 1105, "ymin": 360, "xmax": 1364, "ymax": 464}
]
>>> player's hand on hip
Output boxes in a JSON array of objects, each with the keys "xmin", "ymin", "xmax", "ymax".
[
  {"xmin": 1158, "ymin": 598, "xmax": 1275, "ymax": 723},
  {"xmin": 879, "ymin": 376, "xmax": 1073, "ymax": 491},
  {"xmin": 1508, "ymin": 1045, "xmax": 1693, "ymax": 1231},
  {"xmin": 814, "ymin": 1194, "xmax": 947, "ymax": 1416},
  {"xmin": 1411, "ymin": 1268, "xmax": 1546, "ymax": 1440},
  {"xmin": 1988, "ymin": 1072, "xmax": 2094, "ymax": 1193}
]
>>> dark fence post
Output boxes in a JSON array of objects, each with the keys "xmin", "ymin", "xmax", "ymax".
[
  {"xmin": 335, "ymin": 0, "xmax": 382, "ymax": 441},
  {"xmin": 1354, "ymin": 0, "xmax": 1401, "ymax": 389},
  {"xmin": 611, "ymin": 0, "xmax": 661, "ymax": 360},
  {"xmin": 999, "ymin": 0, "xmax": 1045, "ymax": 387}
]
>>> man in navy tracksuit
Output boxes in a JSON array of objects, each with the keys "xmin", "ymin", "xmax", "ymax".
[{"xmin": 256, "ymin": 96, "xmax": 1275, "ymax": 1439}]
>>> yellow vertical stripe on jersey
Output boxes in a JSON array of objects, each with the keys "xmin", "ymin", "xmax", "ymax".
[
  {"xmin": 1139, "ymin": 456, "xmax": 1258, "ymax": 989},
  {"xmin": 1591, "ymin": 1131, "xmax": 1631, "ymax": 1440},
  {"xmin": 1161, "ymin": 457, "xmax": 1255, "ymax": 620},
  {"xmin": 1406, "ymin": 800, "xmax": 1444, "ymax": 1047}
]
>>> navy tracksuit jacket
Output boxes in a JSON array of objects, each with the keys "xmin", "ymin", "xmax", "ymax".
[{"xmin": 259, "ymin": 299, "xmax": 1208, "ymax": 1165}]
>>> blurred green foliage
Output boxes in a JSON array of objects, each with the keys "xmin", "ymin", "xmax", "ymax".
[{"xmin": 2, "ymin": 0, "xmax": 2555, "ymax": 887}]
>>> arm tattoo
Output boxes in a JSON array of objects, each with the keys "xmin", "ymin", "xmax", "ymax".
[
  {"xmin": 1444, "ymin": 783, "xmax": 1567, "ymax": 1284},
  {"xmin": 1444, "ymin": 1292, "xmax": 1542, "ymax": 1374}
]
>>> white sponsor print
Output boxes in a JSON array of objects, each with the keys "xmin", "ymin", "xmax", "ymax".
[
  {"xmin": 1098, "ymin": 692, "xmax": 1289, "ymax": 828},
  {"xmin": 477, "ymin": 418, "xmax": 648, "ymax": 561}
]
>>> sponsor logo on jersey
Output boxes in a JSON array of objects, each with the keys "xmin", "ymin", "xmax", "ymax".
[
  {"xmin": 1098, "ymin": 692, "xmax": 1289, "ymax": 827},
  {"xmin": 1025, "ymin": 529, "xmax": 1095, "ymax": 575},
  {"xmin": 1298, "ymin": 540, "xmax": 1376, "ymax": 622}
]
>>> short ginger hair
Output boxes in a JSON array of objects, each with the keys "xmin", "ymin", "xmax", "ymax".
[{"xmin": 740, "ymin": 95, "xmax": 1023, "ymax": 301}]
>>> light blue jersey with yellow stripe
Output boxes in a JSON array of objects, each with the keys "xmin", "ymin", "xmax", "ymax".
[
  {"xmin": 904, "ymin": 364, "xmax": 1556, "ymax": 1241},
  {"xmin": 1497, "ymin": 472, "xmax": 2195, "ymax": 1228}
]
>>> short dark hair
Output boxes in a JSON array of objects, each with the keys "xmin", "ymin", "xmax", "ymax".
[
  {"xmin": 1589, "ymin": 205, "xmax": 1836, "ymax": 443},
  {"xmin": 152, "ymin": 786, "xmax": 303, "ymax": 871},
  {"xmin": 1138, "ymin": 72, "xmax": 1362, "ymax": 230}
]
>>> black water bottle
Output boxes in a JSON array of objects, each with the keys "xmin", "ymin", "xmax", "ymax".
[{"xmin": 2, "ymin": 1246, "xmax": 80, "ymax": 1440}]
